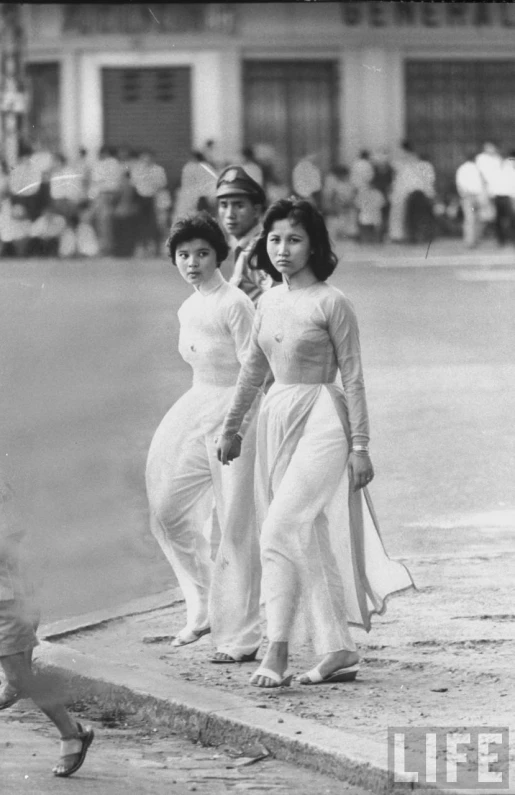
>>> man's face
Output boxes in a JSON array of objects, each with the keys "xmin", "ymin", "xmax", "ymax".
[{"xmin": 217, "ymin": 195, "xmax": 261, "ymax": 241}]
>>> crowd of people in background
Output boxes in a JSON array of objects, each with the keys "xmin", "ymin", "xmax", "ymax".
[
  {"xmin": 174, "ymin": 138, "xmax": 515, "ymax": 251},
  {"xmin": 0, "ymin": 140, "xmax": 171, "ymax": 258},
  {"xmin": 0, "ymin": 136, "xmax": 513, "ymax": 258}
]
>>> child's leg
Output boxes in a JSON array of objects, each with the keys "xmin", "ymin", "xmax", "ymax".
[
  {"xmin": 1, "ymin": 652, "xmax": 76, "ymax": 734},
  {"xmin": 1, "ymin": 651, "xmax": 93, "ymax": 776}
]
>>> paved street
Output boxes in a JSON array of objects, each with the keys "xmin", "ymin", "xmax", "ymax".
[
  {"xmin": 0, "ymin": 240, "xmax": 513, "ymax": 622},
  {"xmin": 1, "ymin": 707, "xmax": 373, "ymax": 795}
]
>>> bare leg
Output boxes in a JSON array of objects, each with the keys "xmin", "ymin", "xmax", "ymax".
[
  {"xmin": 1, "ymin": 653, "xmax": 77, "ymax": 733},
  {"xmin": 0, "ymin": 653, "xmax": 92, "ymax": 775}
]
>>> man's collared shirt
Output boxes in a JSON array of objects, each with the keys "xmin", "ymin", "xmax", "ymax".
[{"xmin": 226, "ymin": 223, "xmax": 274, "ymax": 306}]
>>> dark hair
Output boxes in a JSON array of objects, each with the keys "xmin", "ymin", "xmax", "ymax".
[
  {"xmin": 333, "ymin": 164, "xmax": 349, "ymax": 178},
  {"xmin": 18, "ymin": 140, "xmax": 33, "ymax": 158},
  {"xmin": 166, "ymin": 211, "xmax": 229, "ymax": 266},
  {"xmin": 250, "ymin": 198, "xmax": 338, "ymax": 282}
]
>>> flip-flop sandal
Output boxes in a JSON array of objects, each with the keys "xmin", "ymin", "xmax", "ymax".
[
  {"xmin": 0, "ymin": 685, "xmax": 20, "ymax": 711},
  {"xmin": 250, "ymin": 667, "xmax": 293, "ymax": 688},
  {"xmin": 53, "ymin": 722, "xmax": 94, "ymax": 778},
  {"xmin": 298, "ymin": 663, "xmax": 360, "ymax": 685},
  {"xmin": 209, "ymin": 649, "xmax": 258, "ymax": 664},
  {"xmin": 171, "ymin": 626, "xmax": 211, "ymax": 647}
]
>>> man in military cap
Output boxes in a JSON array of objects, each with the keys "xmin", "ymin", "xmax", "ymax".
[{"xmin": 216, "ymin": 165, "xmax": 275, "ymax": 306}]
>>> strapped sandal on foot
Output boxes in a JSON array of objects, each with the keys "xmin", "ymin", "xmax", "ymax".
[
  {"xmin": 0, "ymin": 684, "xmax": 20, "ymax": 711},
  {"xmin": 53, "ymin": 722, "xmax": 94, "ymax": 778},
  {"xmin": 298, "ymin": 663, "xmax": 360, "ymax": 685},
  {"xmin": 171, "ymin": 626, "xmax": 211, "ymax": 647},
  {"xmin": 209, "ymin": 649, "xmax": 259, "ymax": 664},
  {"xmin": 250, "ymin": 667, "xmax": 293, "ymax": 688}
]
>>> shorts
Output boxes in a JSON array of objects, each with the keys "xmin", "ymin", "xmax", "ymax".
[{"xmin": 0, "ymin": 557, "xmax": 39, "ymax": 657}]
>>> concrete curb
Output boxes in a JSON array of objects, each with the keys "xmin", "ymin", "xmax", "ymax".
[
  {"xmin": 40, "ymin": 588, "xmax": 184, "ymax": 641},
  {"xmin": 35, "ymin": 636, "xmax": 451, "ymax": 795}
]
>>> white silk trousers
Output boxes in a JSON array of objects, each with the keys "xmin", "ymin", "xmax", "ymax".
[
  {"xmin": 146, "ymin": 384, "xmax": 262, "ymax": 657},
  {"xmin": 258, "ymin": 386, "xmax": 357, "ymax": 654}
]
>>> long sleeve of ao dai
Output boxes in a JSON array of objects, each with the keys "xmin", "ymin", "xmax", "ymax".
[{"xmin": 221, "ymin": 281, "xmax": 370, "ymax": 443}]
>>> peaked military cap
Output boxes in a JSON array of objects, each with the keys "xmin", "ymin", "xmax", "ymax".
[{"xmin": 216, "ymin": 165, "xmax": 266, "ymax": 204}]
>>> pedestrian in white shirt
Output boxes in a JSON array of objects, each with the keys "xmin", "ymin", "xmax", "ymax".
[
  {"xmin": 405, "ymin": 154, "xmax": 436, "ymax": 244},
  {"xmin": 475, "ymin": 141, "xmax": 502, "ymax": 199},
  {"xmin": 455, "ymin": 152, "xmax": 488, "ymax": 248},
  {"xmin": 475, "ymin": 141, "xmax": 514, "ymax": 245},
  {"xmin": 388, "ymin": 141, "xmax": 419, "ymax": 242},
  {"xmin": 145, "ymin": 212, "xmax": 262, "ymax": 662},
  {"xmin": 49, "ymin": 154, "xmax": 82, "ymax": 223},
  {"xmin": 350, "ymin": 150, "xmax": 374, "ymax": 192},
  {"xmin": 89, "ymin": 147, "xmax": 123, "ymax": 255},
  {"xmin": 131, "ymin": 149, "xmax": 167, "ymax": 255}
]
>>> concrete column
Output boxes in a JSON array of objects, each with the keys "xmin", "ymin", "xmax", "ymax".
[
  {"xmin": 340, "ymin": 47, "xmax": 405, "ymax": 163},
  {"xmin": 339, "ymin": 50, "xmax": 362, "ymax": 164},
  {"xmin": 359, "ymin": 47, "xmax": 390, "ymax": 152},
  {"xmin": 60, "ymin": 52, "xmax": 80, "ymax": 158},
  {"xmin": 217, "ymin": 48, "xmax": 242, "ymax": 163},
  {"xmin": 79, "ymin": 54, "xmax": 103, "ymax": 158},
  {"xmin": 191, "ymin": 51, "xmax": 223, "ymax": 154},
  {"xmin": 385, "ymin": 50, "xmax": 405, "ymax": 150}
]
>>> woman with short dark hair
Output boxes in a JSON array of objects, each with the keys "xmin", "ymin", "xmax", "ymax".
[
  {"xmin": 146, "ymin": 212, "xmax": 262, "ymax": 662},
  {"xmin": 218, "ymin": 198, "xmax": 414, "ymax": 687}
]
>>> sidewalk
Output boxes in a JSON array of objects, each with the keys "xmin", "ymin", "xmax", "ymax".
[{"xmin": 34, "ymin": 521, "xmax": 515, "ymax": 795}]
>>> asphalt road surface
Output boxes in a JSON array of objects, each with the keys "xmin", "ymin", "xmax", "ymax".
[
  {"xmin": 2, "ymin": 707, "xmax": 375, "ymax": 795},
  {"xmin": 0, "ymin": 248, "xmax": 513, "ymax": 622}
]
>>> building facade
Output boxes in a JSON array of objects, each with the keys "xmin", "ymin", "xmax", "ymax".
[{"xmin": 22, "ymin": 2, "xmax": 515, "ymax": 192}]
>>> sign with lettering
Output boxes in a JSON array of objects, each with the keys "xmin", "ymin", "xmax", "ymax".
[
  {"xmin": 62, "ymin": 4, "xmax": 236, "ymax": 36},
  {"xmin": 340, "ymin": 2, "xmax": 515, "ymax": 28}
]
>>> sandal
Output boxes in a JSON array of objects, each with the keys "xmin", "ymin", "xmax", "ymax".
[
  {"xmin": 53, "ymin": 722, "xmax": 94, "ymax": 778},
  {"xmin": 298, "ymin": 662, "xmax": 360, "ymax": 685},
  {"xmin": 209, "ymin": 649, "xmax": 258, "ymax": 664},
  {"xmin": 250, "ymin": 667, "xmax": 293, "ymax": 688},
  {"xmin": 0, "ymin": 683, "xmax": 20, "ymax": 711},
  {"xmin": 171, "ymin": 626, "xmax": 211, "ymax": 647}
]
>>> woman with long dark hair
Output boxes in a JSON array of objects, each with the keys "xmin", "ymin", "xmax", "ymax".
[{"xmin": 217, "ymin": 198, "xmax": 414, "ymax": 687}]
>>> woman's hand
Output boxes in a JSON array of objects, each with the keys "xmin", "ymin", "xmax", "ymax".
[
  {"xmin": 216, "ymin": 434, "xmax": 242, "ymax": 466},
  {"xmin": 348, "ymin": 452, "xmax": 374, "ymax": 492}
]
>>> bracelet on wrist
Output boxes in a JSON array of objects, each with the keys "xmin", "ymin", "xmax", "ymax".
[{"xmin": 351, "ymin": 445, "xmax": 369, "ymax": 455}]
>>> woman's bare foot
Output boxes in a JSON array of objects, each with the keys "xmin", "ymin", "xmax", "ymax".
[
  {"xmin": 250, "ymin": 641, "xmax": 289, "ymax": 688},
  {"xmin": 298, "ymin": 649, "xmax": 360, "ymax": 684}
]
